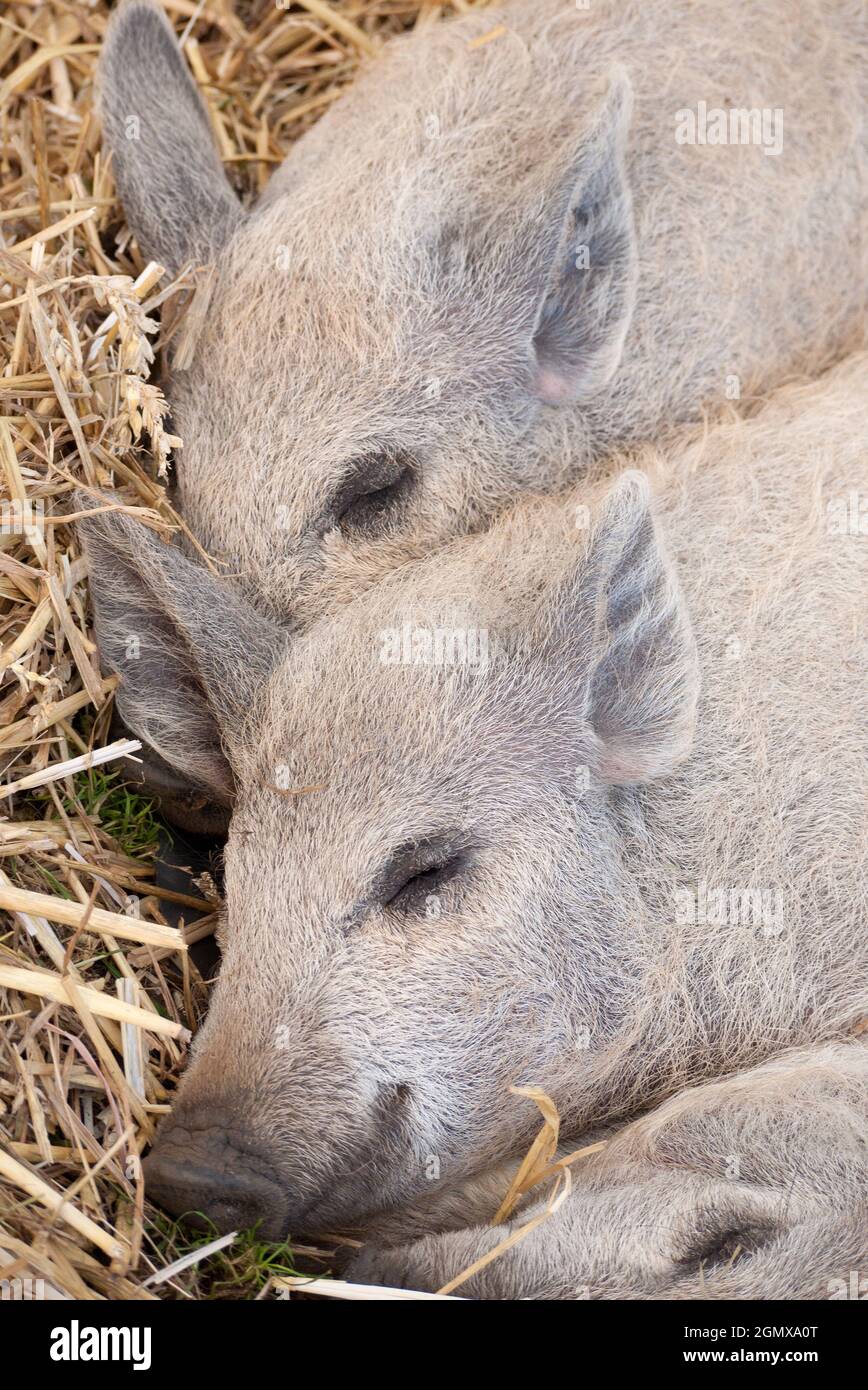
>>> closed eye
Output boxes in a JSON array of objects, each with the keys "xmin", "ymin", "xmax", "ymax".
[
  {"xmin": 375, "ymin": 837, "xmax": 472, "ymax": 916},
  {"xmin": 332, "ymin": 451, "xmax": 415, "ymax": 536},
  {"xmin": 384, "ymin": 858, "xmax": 464, "ymax": 913}
]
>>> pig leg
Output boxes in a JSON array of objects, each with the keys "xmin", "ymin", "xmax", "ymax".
[{"xmin": 345, "ymin": 1041, "xmax": 868, "ymax": 1299}]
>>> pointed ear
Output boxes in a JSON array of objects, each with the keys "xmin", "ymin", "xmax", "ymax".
[
  {"xmin": 77, "ymin": 498, "xmax": 283, "ymax": 805},
  {"xmin": 98, "ymin": 0, "xmax": 243, "ymax": 271},
  {"xmin": 525, "ymin": 69, "xmax": 636, "ymax": 406},
  {"xmin": 548, "ymin": 471, "xmax": 699, "ymax": 784}
]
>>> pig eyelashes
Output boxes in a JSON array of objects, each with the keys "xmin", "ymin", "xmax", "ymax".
[{"xmin": 328, "ymin": 450, "xmax": 416, "ymax": 538}]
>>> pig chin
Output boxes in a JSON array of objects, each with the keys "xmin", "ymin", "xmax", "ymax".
[
  {"xmin": 297, "ymin": 1173, "xmax": 428, "ymax": 1239},
  {"xmin": 290, "ymin": 1133, "xmax": 455, "ymax": 1238}
]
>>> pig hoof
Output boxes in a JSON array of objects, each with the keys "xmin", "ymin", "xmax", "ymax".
[{"xmin": 344, "ymin": 1243, "xmax": 436, "ymax": 1295}]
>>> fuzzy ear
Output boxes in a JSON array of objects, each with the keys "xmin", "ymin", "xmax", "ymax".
[
  {"xmin": 98, "ymin": 0, "xmax": 243, "ymax": 271},
  {"xmin": 525, "ymin": 70, "xmax": 637, "ymax": 406},
  {"xmin": 549, "ymin": 471, "xmax": 699, "ymax": 784},
  {"xmin": 77, "ymin": 498, "xmax": 283, "ymax": 804}
]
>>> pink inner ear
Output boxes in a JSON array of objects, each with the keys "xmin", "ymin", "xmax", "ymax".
[
  {"xmin": 594, "ymin": 741, "xmax": 658, "ymax": 786},
  {"xmin": 534, "ymin": 363, "xmax": 581, "ymax": 406},
  {"xmin": 593, "ymin": 714, "xmax": 699, "ymax": 787}
]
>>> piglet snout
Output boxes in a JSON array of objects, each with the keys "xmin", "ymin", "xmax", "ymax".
[{"xmin": 143, "ymin": 1113, "xmax": 287, "ymax": 1240}]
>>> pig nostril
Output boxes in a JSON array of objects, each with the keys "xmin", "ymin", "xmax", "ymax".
[{"xmin": 142, "ymin": 1134, "xmax": 288, "ymax": 1240}]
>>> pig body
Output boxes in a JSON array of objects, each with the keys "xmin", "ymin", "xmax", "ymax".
[
  {"xmin": 100, "ymin": 0, "xmax": 868, "ymax": 628},
  {"xmin": 348, "ymin": 1042, "xmax": 868, "ymax": 1299},
  {"xmin": 82, "ymin": 351, "xmax": 868, "ymax": 1298}
]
